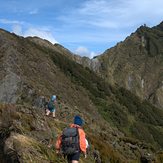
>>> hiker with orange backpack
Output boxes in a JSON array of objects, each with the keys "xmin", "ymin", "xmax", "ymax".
[
  {"xmin": 45, "ymin": 95, "xmax": 57, "ymax": 118},
  {"xmin": 56, "ymin": 116, "xmax": 87, "ymax": 163}
]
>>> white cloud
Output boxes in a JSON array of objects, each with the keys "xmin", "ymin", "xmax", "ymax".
[
  {"xmin": 75, "ymin": 46, "xmax": 89, "ymax": 56},
  {"xmin": 60, "ymin": 0, "xmax": 163, "ymax": 28},
  {"xmin": 12, "ymin": 24, "xmax": 23, "ymax": 35},
  {"xmin": 75, "ymin": 46, "xmax": 97, "ymax": 58},
  {"xmin": 0, "ymin": 18, "xmax": 58, "ymax": 44},
  {"xmin": 0, "ymin": 19, "xmax": 48, "ymax": 45},
  {"xmin": 23, "ymin": 27, "xmax": 58, "ymax": 44},
  {"xmin": 90, "ymin": 51, "xmax": 97, "ymax": 59}
]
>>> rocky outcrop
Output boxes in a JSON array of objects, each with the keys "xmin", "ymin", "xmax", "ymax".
[
  {"xmin": 73, "ymin": 55, "xmax": 101, "ymax": 74},
  {"xmin": 0, "ymin": 71, "xmax": 21, "ymax": 103}
]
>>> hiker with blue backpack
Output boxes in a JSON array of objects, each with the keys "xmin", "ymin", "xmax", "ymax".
[
  {"xmin": 45, "ymin": 95, "xmax": 57, "ymax": 118},
  {"xmin": 56, "ymin": 116, "xmax": 87, "ymax": 163}
]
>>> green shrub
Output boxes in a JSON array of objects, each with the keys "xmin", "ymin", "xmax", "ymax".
[
  {"xmin": 130, "ymin": 122, "xmax": 155, "ymax": 145},
  {"xmin": 148, "ymin": 126, "xmax": 163, "ymax": 148}
]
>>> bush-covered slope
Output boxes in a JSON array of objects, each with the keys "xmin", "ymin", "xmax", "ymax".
[
  {"xmin": 0, "ymin": 28, "xmax": 163, "ymax": 162},
  {"xmin": 31, "ymin": 40, "xmax": 163, "ymax": 150}
]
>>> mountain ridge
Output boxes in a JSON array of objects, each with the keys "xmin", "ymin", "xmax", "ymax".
[
  {"xmin": 72, "ymin": 23, "xmax": 163, "ymax": 109},
  {"xmin": 0, "ymin": 27, "xmax": 163, "ymax": 162}
]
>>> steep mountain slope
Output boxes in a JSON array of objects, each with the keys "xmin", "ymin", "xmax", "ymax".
[
  {"xmin": 74, "ymin": 22, "xmax": 163, "ymax": 109},
  {"xmin": 0, "ymin": 28, "xmax": 163, "ymax": 162}
]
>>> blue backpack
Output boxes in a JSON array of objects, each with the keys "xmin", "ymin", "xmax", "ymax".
[{"xmin": 48, "ymin": 100, "xmax": 55, "ymax": 110}]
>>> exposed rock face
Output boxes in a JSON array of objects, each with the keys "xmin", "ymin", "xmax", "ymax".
[
  {"xmin": 0, "ymin": 71, "xmax": 21, "ymax": 103},
  {"xmin": 0, "ymin": 29, "xmax": 22, "ymax": 103},
  {"xmin": 73, "ymin": 55, "xmax": 101, "ymax": 73}
]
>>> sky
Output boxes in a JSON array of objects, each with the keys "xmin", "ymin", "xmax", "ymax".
[{"xmin": 0, "ymin": 0, "xmax": 163, "ymax": 58}]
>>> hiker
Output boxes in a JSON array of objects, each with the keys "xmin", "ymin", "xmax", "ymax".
[
  {"xmin": 56, "ymin": 116, "xmax": 87, "ymax": 163},
  {"xmin": 45, "ymin": 95, "xmax": 57, "ymax": 118}
]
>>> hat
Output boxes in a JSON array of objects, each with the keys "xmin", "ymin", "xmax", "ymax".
[
  {"xmin": 74, "ymin": 116, "xmax": 83, "ymax": 126},
  {"xmin": 51, "ymin": 95, "xmax": 56, "ymax": 101}
]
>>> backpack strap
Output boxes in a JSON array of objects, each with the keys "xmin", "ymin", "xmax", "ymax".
[{"xmin": 75, "ymin": 127, "xmax": 80, "ymax": 151}]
